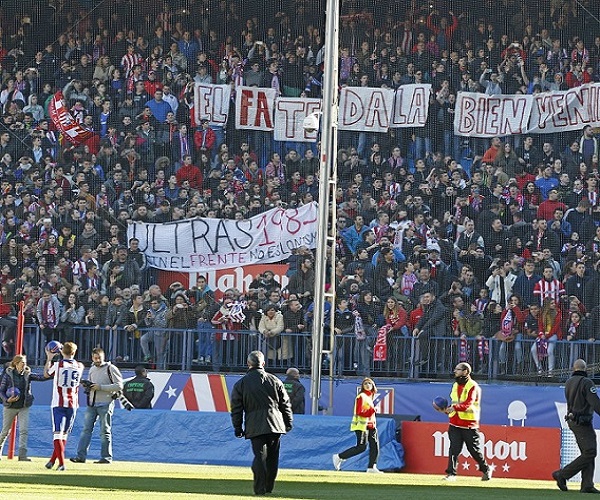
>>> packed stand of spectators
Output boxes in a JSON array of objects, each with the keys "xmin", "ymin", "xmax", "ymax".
[{"xmin": 0, "ymin": 0, "xmax": 599, "ymax": 376}]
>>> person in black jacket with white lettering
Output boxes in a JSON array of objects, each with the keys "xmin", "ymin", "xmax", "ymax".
[
  {"xmin": 122, "ymin": 365, "xmax": 154, "ymax": 409},
  {"xmin": 552, "ymin": 359, "xmax": 600, "ymax": 493},
  {"xmin": 230, "ymin": 351, "xmax": 293, "ymax": 496},
  {"xmin": 283, "ymin": 367, "xmax": 305, "ymax": 414}
]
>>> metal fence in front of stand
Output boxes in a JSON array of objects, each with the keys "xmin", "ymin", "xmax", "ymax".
[{"xmin": 1, "ymin": 325, "xmax": 597, "ymax": 381}]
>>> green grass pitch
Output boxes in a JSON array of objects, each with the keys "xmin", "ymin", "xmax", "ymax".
[{"xmin": 0, "ymin": 459, "xmax": 574, "ymax": 499}]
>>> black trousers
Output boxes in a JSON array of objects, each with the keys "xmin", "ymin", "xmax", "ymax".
[
  {"xmin": 560, "ymin": 421, "xmax": 597, "ymax": 490},
  {"xmin": 0, "ymin": 317, "xmax": 17, "ymax": 343},
  {"xmin": 250, "ymin": 433, "xmax": 281, "ymax": 495},
  {"xmin": 445, "ymin": 425, "xmax": 489, "ymax": 476},
  {"xmin": 339, "ymin": 428, "xmax": 379, "ymax": 468}
]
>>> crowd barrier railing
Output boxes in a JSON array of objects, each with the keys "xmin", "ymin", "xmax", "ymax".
[{"xmin": 1, "ymin": 324, "xmax": 594, "ymax": 380}]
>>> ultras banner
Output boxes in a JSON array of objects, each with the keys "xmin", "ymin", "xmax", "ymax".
[{"xmin": 126, "ymin": 202, "xmax": 318, "ymax": 271}]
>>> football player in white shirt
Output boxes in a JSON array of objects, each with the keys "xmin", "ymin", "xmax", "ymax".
[{"xmin": 44, "ymin": 342, "xmax": 84, "ymax": 471}]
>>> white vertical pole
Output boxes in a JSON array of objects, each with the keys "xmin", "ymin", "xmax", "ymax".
[{"xmin": 310, "ymin": 0, "xmax": 340, "ymax": 415}]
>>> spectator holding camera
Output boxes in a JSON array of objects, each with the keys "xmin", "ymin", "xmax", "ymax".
[
  {"xmin": 371, "ymin": 236, "xmax": 406, "ymax": 266},
  {"xmin": 247, "ymin": 275, "xmax": 268, "ymax": 303},
  {"xmin": 485, "ymin": 262, "xmax": 517, "ymax": 306},
  {"xmin": 58, "ymin": 292, "xmax": 86, "ymax": 343},
  {"xmin": 71, "ymin": 347, "xmax": 123, "ymax": 464}
]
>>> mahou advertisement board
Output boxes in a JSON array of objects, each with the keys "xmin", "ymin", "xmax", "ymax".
[
  {"xmin": 401, "ymin": 422, "xmax": 560, "ymax": 480},
  {"xmin": 157, "ymin": 264, "xmax": 289, "ymax": 300}
]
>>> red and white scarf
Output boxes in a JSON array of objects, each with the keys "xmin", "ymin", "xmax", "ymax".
[
  {"xmin": 354, "ymin": 311, "xmax": 366, "ymax": 341},
  {"xmin": 42, "ymin": 298, "xmax": 57, "ymax": 328},
  {"xmin": 500, "ymin": 309, "xmax": 513, "ymax": 340},
  {"xmin": 373, "ymin": 324, "xmax": 391, "ymax": 361}
]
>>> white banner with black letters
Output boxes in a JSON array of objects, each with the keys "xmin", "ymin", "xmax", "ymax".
[
  {"xmin": 526, "ymin": 84, "xmax": 600, "ymax": 134},
  {"xmin": 194, "ymin": 83, "xmax": 232, "ymax": 127},
  {"xmin": 274, "ymin": 97, "xmax": 322, "ymax": 142},
  {"xmin": 196, "ymin": 83, "xmax": 600, "ymax": 138},
  {"xmin": 127, "ymin": 203, "xmax": 318, "ymax": 271},
  {"xmin": 337, "ymin": 84, "xmax": 432, "ymax": 132},
  {"xmin": 454, "ymin": 84, "xmax": 600, "ymax": 137},
  {"xmin": 454, "ymin": 91, "xmax": 533, "ymax": 138}
]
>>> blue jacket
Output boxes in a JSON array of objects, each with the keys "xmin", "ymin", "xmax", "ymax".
[
  {"xmin": 341, "ymin": 224, "xmax": 370, "ymax": 254},
  {"xmin": 535, "ymin": 177, "xmax": 559, "ymax": 200},
  {"xmin": 371, "ymin": 247, "xmax": 406, "ymax": 266},
  {"xmin": 513, "ymin": 273, "xmax": 541, "ymax": 307},
  {"xmin": 145, "ymin": 98, "xmax": 173, "ymax": 122},
  {"xmin": 178, "ymin": 40, "xmax": 199, "ymax": 64}
]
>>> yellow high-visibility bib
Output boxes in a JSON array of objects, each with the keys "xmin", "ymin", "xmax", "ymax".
[{"xmin": 449, "ymin": 379, "xmax": 480, "ymax": 421}]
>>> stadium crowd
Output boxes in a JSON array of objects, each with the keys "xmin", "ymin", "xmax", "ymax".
[{"xmin": 0, "ymin": 0, "xmax": 600, "ymax": 377}]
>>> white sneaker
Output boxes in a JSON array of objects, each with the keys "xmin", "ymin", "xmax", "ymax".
[
  {"xmin": 332, "ymin": 454, "xmax": 345, "ymax": 471},
  {"xmin": 366, "ymin": 466, "xmax": 384, "ymax": 474},
  {"xmin": 443, "ymin": 475, "xmax": 457, "ymax": 482}
]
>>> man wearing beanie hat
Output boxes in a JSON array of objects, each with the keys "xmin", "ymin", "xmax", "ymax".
[{"xmin": 283, "ymin": 367, "xmax": 305, "ymax": 414}]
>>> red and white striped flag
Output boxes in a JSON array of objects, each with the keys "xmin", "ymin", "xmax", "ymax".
[{"xmin": 48, "ymin": 91, "xmax": 93, "ymax": 146}]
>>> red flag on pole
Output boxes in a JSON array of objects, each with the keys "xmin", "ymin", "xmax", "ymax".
[
  {"xmin": 48, "ymin": 91, "xmax": 93, "ymax": 145},
  {"xmin": 14, "ymin": 300, "xmax": 24, "ymax": 355}
]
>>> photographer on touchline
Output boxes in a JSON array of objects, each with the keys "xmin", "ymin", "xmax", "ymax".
[{"xmin": 70, "ymin": 347, "xmax": 123, "ymax": 464}]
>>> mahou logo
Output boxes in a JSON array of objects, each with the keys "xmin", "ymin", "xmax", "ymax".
[
  {"xmin": 401, "ymin": 422, "xmax": 559, "ymax": 480},
  {"xmin": 432, "ymin": 430, "xmax": 528, "ymax": 461}
]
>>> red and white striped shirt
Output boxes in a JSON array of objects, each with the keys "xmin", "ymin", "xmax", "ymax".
[
  {"xmin": 533, "ymin": 278, "xmax": 565, "ymax": 305},
  {"xmin": 121, "ymin": 52, "xmax": 144, "ymax": 78},
  {"xmin": 71, "ymin": 259, "xmax": 87, "ymax": 278},
  {"xmin": 49, "ymin": 358, "xmax": 84, "ymax": 408},
  {"xmin": 400, "ymin": 30, "xmax": 413, "ymax": 57}
]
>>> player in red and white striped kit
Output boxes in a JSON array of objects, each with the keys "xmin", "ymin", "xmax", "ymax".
[
  {"xmin": 43, "ymin": 342, "xmax": 84, "ymax": 471},
  {"xmin": 533, "ymin": 265, "xmax": 565, "ymax": 306}
]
